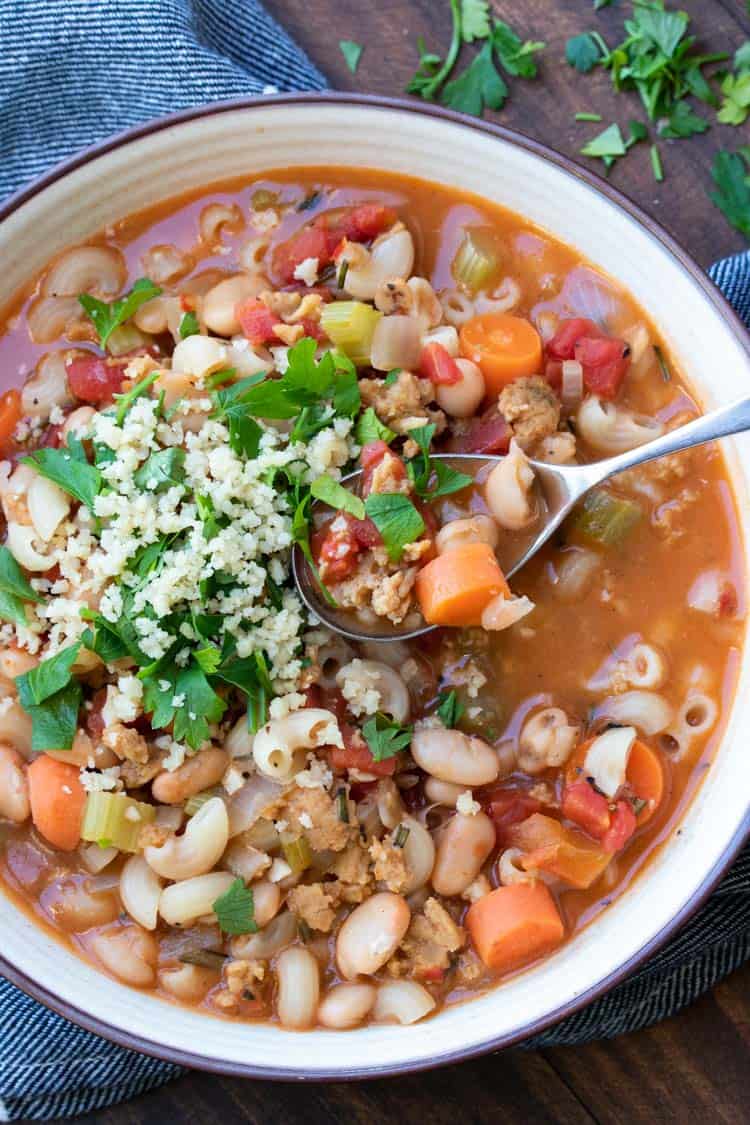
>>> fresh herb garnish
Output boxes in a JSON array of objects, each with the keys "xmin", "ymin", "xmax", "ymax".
[
  {"xmin": 653, "ymin": 344, "xmax": 672, "ymax": 383},
  {"xmin": 292, "ymin": 492, "xmax": 338, "ymax": 608},
  {"xmin": 179, "ymin": 311, "xmax": 200, "ymax": 339},
  {"xmin": 658, "ymin": 101, "xmax": 709, "ymax": 138},
  {"xmin": 0, "ymin": 546, "xmax": 44, "ymax": 626},
  {"xmin": 405, "ymin": 424, "xmax": 473, "ymax": 500},
  {"xmin": 113, "ymin": 370, "xmax": 160, "ymax": 426},
  {"xmin": 212, "ymin": 877, "xmax": 258, "ymax": 935},
  {"xmin": 393, "ymin": 823, "xmax": 411, "ymax": 848},
  {"xmin": 310, "ymin": 475, "xmax": 365, "ymax": 520},
  {"xmin": 442, "ymin": 39, "xmax": 509, "ymax": 116},
  {"xmin": 336, "ymin": 787, "xmax": 350, "ymax": 822},
  {"xmin": 710, "ymin": 149, "xmax": 750, "ymax": 238},
  {"xmin": 339, "ymin": 39, "xmax": 363, "ymax": 74},
  {"xmin": 566, "ymin": 32, "xmax": 604, "ymax": 74},
  {"xmin": 363, "ymin": 493, "xmax": 425, "ymax": 562},
  {"xmin": 650, "ymin": 144, "xmax": 664, "ymax": 183},
  {"xmin": 437, "ymin": 688, "xmax": 466, "ymax": 728},
  {"xmin": 384, "ymin": 369, "xmax": 401, "ymax": 386},
  {"xmin": 718, "ymin": 70, "xmax": 750, "ymax": 127},
  {"xmin": 16, "ymin": 642, "xmax": 82, "ymax": 751},
  {"xmin": 23, "ymin": 435, "xmax": 101, "ymax": 513},
  {"xmin": 355, "ymin": 407, "xmax": 395, "ymax": 447},
  {"xmin": 133, "ymin": 447, "xmax": 186, "ymax": 493},
  {"xmin": 78, "ymin": 278, "xmax": 161, "ymax": 350},
  {"xmin": 362, "ymin": 712, "xmax": 413, "ymax": 762},
  {"xmin": 575, "ymin": 111, "xmax": 603, "ymax": 122}
]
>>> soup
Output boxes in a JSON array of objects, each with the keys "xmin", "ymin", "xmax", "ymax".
[{"xmin": 0, "ymin": 168, "xmax": 743, "ymax": 1031}]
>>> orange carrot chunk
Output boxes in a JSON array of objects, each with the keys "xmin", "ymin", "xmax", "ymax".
[
  {"xmin": 0, "ymin": 388, "xmax": 22, "ymax": 451},
  {"xmin": 459, "ymin": 313, "xmax": 542, "ymax": 398},
  {"xmin": 626, "ymin": 739, "xmax": 666, "ymax": 823},
  {"xmin": 415, "ymin": 541, "xmax": 510, "ymax": 627},
  {"xmin": 466, "ymin": 883, "xmax": 565, "ymax": 974},
  {"xmin": 27, "ymin": 756, "xmax": 86, "ymax": 852},
  {"xmin": 508, "ymin": 813, "xmax": 611, "ymax": 889}
]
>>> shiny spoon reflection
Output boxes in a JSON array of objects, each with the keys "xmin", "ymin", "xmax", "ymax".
[{"xmin": 292, "ymin": 394, "xmax": 750, "ymax": 642}]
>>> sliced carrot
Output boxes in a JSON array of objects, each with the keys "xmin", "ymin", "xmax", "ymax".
[
  {"xmin": 415, "ymin": 541, "xmax": 510, "ymax": 627},
  {"xmin": 566, "ymin": 737, "xmax": 665, "ymax": 825},
  {"xmin": 508, "ymin": 813, "xmax": 611, "ymax": 889},
  {"xmin": 27, "ymin": 755, "xmax": 86, "ymax": 852},
  {"xmin": 0, "ymin": 388, "xmax": 22, "ymax": 451},
  {"xmin": 459, "ymin": 313, "xmax": 542, "ymax": 397},
  {"xmin": 466, "ymin": 883, "xmax": 564, "ymax": 974}
]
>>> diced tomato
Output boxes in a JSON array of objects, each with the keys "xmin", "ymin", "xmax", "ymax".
[
  {"xmin": 349, "ymin": 515, "xmax": 382, "ymax": 549},
  {"xmin": 236, "ymin": 298, "xmax": 280, "ymax": 345},
  {"xmin": 360, "ymin": 441, "xmax": 406, "ymax": 496},
  {"xmin": 482, "ymin": 788, "xmax": 541, "ymax": 844},
  {"xmin": 38, "ymin": 422, "xmax": 63, "ymax": 450},
  {"xmin": 420, "ymin": 342, "xmax": 462, "ymax": 385},
  {"xmin": 360, "ymin": 440, "xmax": 391, "ymax": 469},
  {"xmin": 561, "ymin": 780, "xmax": 611, "ymax": 839},
  {"xmin": 601, "ymin": 799, "xmax": 637, "ymax": 853},
  {"xmin": 573, "ymin": 335, "xmax": 631, "ymax": 399},
  {"xmin": 546, "ymin": 318, "xmax": 604, "ymax": 361},
  {"xmin": 272, "ymin": 203, "xmax": 397, "ymax": 283},
  {"xmin": 66, "ymin": 355, "xmax": 128, "ymax": 405},
  {"xmin": 86, "ymin": 687, "xmax": 107, "ymax": 740},
  {"xmin": 313, "ymin": 521, "xmax": 362, "ymax": 583},
  {"xmin": 449, "ymin": 406, "xmax": 511, "ymax": 455},
  {"xmin": 299, "ymin": 316, "xmax": 326, "ymax": 342},
  {"xmin": 329, "ymin": 729, "xmax": 397, "ymax": 778}
]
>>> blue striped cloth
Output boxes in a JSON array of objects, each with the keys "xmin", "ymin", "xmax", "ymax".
[{"xmin": 0, "ymin": 0, "xmax": 749, "ymax": 1118}]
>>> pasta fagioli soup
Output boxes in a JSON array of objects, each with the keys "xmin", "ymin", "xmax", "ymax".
[{"xmin": 0, "ymin": 167, "xmax": 743, "ymax": 1030}]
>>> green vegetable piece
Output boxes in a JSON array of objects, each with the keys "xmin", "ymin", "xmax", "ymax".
[
  {"xmin": 80, "ymin": 792, "xmax": 156, "ymax": 852},
  {"xmin": 282, "ymin": 835, "xmax": 313, "ymax": 874},
  {"xmin": 362, "ymin": 713, "xmax": 413, "ymax": 762},
  {"xmin": 16, "ymin": 642, "xmax": 81, "ymax": 709},
  {"xmin": 0, "ymin": 546, "xmax": 45, "ymax": 626},
  {"xmin": 179, "ymin": 311, "xmax": 200, "ymax": 339},
  {"xmin": 113, "ymin": 369, "xmax": 160, "ymax": 426},
  {"xmin": 384, "ymin": 369, "xmax": 401, "ymax": 386},
  {"xmin": 658, "ymin": 102, "xmax": 709, "ymax": 138},
  {"xmin": 492, "ymin": 19, "xmax": 545, "ymax": 79},
  {"xmin": 310, "ymin": 475, "xmax": 365, "ymax": 520},
  {"xmin": 23, "ymin": 437, "xmax": 102, "ymax": 513},
  {"xmin": 650, "ymin": 144, "xmax": 664, "ymax": 183},
  {"xmin": 26, "ymin": 680, "xmax": 83, "ymax": 752},
  {"xmin": 134, "ymin": 447, "xmax": 186, "ymax": 492},
  {"xmin": 441, "ymin": 39, "xmax": 509, "ymax": 117},
  {"xmin": 452, "ymin": 227, "xmax": 500, "ymax": 294},
  {"xmin": 575, "ymin": 112, "xmax": 603, "ymax": 123},
  {"xmin": 212, "ymin": 877, "xmax": 258, "ymax": 935},
  {"xmin": 566, "ymin": 33, "xmax": 602, "ymax": 73},
  {"xmin": 710, "ymin": 150, "xmax": 750, "ymax": 239},
  {"xmin": 573, "ymin": 489, "xmax": 642, "ymax": 548},
  {"xmin": 406, "ymin": 0, "xmax": 462, "ymax": 102},
  {"xmin": 461, "ymin": 0, "xmax": 490, "ymax": 44},
  {"xmin": 437, "ymin": 689, "xmax": 466, "ymax": 728},
  {"xmin": 339, "ymin": 39, "xmax": 363, "ymax": 73},
  {"xmin": 580, "ymin": 123, "xmax": 626, "ymax": 159},
  {"xmin": 319, "ymin": 302, "xmax": 381, "ymax": 366},
  {"xmin": 78, "ymin": 278, "xmax": 162, "ymax": 350},
  {"xmin": 355, "ymin": 407, "xmax": 396, "ymax": 447},
  {"xmin": 364, "ymin": 493, "xmax": 425, "ymax": 561}
]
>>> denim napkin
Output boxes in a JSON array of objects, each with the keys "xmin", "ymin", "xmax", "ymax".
[{"xmin": 1, "ymin": 0, "xmax": 749, "ymax": 1118}]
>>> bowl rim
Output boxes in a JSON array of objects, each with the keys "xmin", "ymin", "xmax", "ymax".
[{"xmin": 0, "ymin": 90, "xmax": 749, "ymax": 1080}]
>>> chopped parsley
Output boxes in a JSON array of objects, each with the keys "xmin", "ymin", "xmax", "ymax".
[
  {"xmin": 355, "ymin": 407, "xmax": 395, "ymax": 447},
  {"xmin": 566, "ymin": 32, "xmax": 604, "ymax": 74},
  {"xmin": 78, "ymin": 278, "xmax": 161, "ymax": 350},
  {"xmin": 406, "ymin": 424, "xmax": 472, "ymax": 500},
  {"xmin": 710, "ymin": 149, "xmax": 750, "ymax": 239},
  {"xmin": 212, "ymin": 878, "xmax": 258, "ymax": 935},
  {"xmin": 133, "ymin": 447, "xmax": 186, "ymax": 493},
  {"xmin": 23, "ymin": 434, "xmax": 101, "ymax": 513},
  {"xmin": 179, "ymin": 311, "xmax": 200, "ymax": 339},
  {"xmin": 113, "ymin": 369, "xmax": 160, "ymax": 426},
  {"xmin": 437, "ymin": 689, "xmax": 466, "ymax": 728},
  {"xmin": 0, "ymin": 546, "xmax": 44, "ymax": 626},
  {"xmin": 16, "ymin": 642, "xmax": 83, "ymax": 751},
  {"xmin": 339, "ymin": 40, "xmax": 363, "ymax": 74},
  {"xmin": 310, "ymin": 475, "xmax": 365, "ymax": 520},
  {"xmin": 364, "ymin": 493, "xmax": 425, "ymax": 562},
  {"xmin": 362, "ymin": 713, "xmax": 413, "ymax": 762}
]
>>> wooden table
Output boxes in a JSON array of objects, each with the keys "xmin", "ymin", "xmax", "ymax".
[{"xmin": 64, "ymin": 2, "xmax": 750, "ymax": 1122}]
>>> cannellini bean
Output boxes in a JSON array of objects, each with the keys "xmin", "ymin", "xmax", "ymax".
[
  {"xmin": 276, "ymin": 947, "xmax": 320, "ymax": 1029},
  {"xmin": 370, "ymin": 314, "xmax": 422, "ymax": 371},
  {"xmin": 400, "ymin": 815, "xmax": 436, "ymax": 895},
  {"xmin": 518, "ymin": 708, "xmax": 578, "ymax": 774},
  {"xmin": 435, "ymin": 358, "xmax": 485, "ymax": 418},
  {"xmin": 431, "ymin": 812, "xmax": 495, "ymax": 896},
  {"xmin": 251, "ymin": 880, "xmax": 281, "ymax": 928},
  {"xmin": 336, "ymin": 659, "xmax": 410, "ymax": 723},
  {"xmin": 344, "ymin": 227, "xmax": 415, "ymax": 301},
  {"xmin": 202, "ymin": 274, "xmax": 265, "ymax": 336},
  {"xmin": 497, "ymin": 847, "xmax": 536, "ymax": 886},
  {"xmin": 61, "ymin": 406, "xmax": 96, "ymax": 440},
  {"xmin": 159, "ymin": 962, "xmax": 219, "ymax": 1003},
  {"xmin": 551, "ymin": 547, "xmax": 601, "ymax": 601},
  {"xmin": 411, "ymin": 727, "xmax": 499, "ymax": 787},
  {"xmin": 424, "ymin": 777, "xmax": 465, "ymax": 805},
  {"xmin": 171, "ymin": 334, "xmax": 230, "ymax": 378},
  {"xmin": 336, "ymin": 892, "xmax": 411, "ymax": 979},
  {"xmin": 318, "ymin": 983, "xmax": 377, "ymax": 1029},
  {"xmin": 0, "ymin": 744, "xmax": 29, "ymax": 822},
  {"xmin": 6, "ymin": 522, "xmax": 54, "ymax": 571},
  {"xmin": 0, "ymin": 647, "xmax": 38, "ymax": 680},
  {"xmin": 46, "ymin": 878, "xmax": 120, "ymax": 931},
  {"xmin": 120, "ymin": 855, "xmax": 164, "ymax": 930},
  {"xmin": 373, "ymin": 980, "xmax": 436, "ymax": 1025},
  {"xmin": 90, "ymin": 925, "xmax": 158, "ymax": 987},
  {"xmin": 22, "ymin": 351, "xmax": 74, "ymax": 419},
  {"xmin": 151, "ymin": 748, "xmax": 229, "ymax": 804},
  {"xmin": 0, "ymin": 700, "xmax": 34, "ymax": 759},
  {"xmin": 227, "ymin": 338, "xmax": 274, "ymax": 377},
  {"xmin": 252, "ymin": 708, "xmax": 340, "ymax": 782},
  {"xmin": 42, "ymin": 245, "xmax": 126, "ymax": 297},
  {"xmin": 231, "ymin": 909, "xmax": 296, "ymax": 960},
  {"xmin": 436, "ymin": 515, "xmax": 499, "ymax": 556},
  {"xmin": 145, "ymin": 798, "xmax": 229, "ymax": 881},
  {"xmin": 376, "ymin": 778, "xmax": 405, "ymax": 830},
  {"xmin": 27, "ymin": 475, "xmax": 70, "ymax": 542},
  {"xmin": 592, "ymin": 690, "xmax": 673, "ymax": 736},
  {"xmin": 577, "ymin": 395, "xmax": 663, "ymax": 455},
  {"xmin": 159, "ymin": 871, "xmax": 235, "ymax": 927},
  {"xmin": 485, "ymin": 439, "xmax": 536, "ymax": 530}
]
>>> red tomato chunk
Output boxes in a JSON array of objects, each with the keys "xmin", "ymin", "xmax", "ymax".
[
  {"xmin": 272, "ymin": 203, "xmax": 397, "ymax": 284},
  {"xmin": 66, "ymin": 355, "xmax": 128, "ymax": 405},
  {"xmin": 449, "ymin": 406, "xmax": 511, "ymax": 455},
  {"xmin": 420, "ymin": 342, "xmax": 462, "ymax": 385},
  {"xmin": 545, "ymin": 318, "xmax": 630, "ymax": 400}
]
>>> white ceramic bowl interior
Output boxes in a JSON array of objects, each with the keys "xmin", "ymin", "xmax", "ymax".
[{"xmin": 1, "ymin": 98, "xmax": 749, "ymax": 1076}]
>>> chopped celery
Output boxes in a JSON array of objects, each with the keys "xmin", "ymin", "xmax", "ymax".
[
  {"xmin": 451, "ymin": 227, "xmax": 500, "ymax": 295},
  {"xmin": 573, "ymin": 489, "xmax": 642, "ymax": 547},
  {"xmin": 80, "ymin": 792, "xmax": 156, "ymax": 853},
  {"xmin": 281, "ymin": 834, "xmax": 312, "ymax": 874},
  {"xmin": 184, "ymin": 787, "xmax": 222, "ymax": 817},
  {"xmin": 320, "ymin": 300, "xmax": 382, "ymax": 366}
]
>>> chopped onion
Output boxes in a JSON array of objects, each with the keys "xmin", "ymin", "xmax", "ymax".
[
  {"xmin": 481, "ymin": 594, "xmax": 535, "ymax": 631},
  {"xmin": 159, "ymin": 924, "xmax": 223, "ymax": 963},
  {"xmin": 583, "ymin": 726, "xmax": 637, "ymax": 797},
  {"xmin": 560, "ymin": 266, "xmax": 621, "ymax": 327},
  {"xmin": 80, "ymin": 844, "xmax": 119, "ymax": 874},
  {"xmin": 687, "ymin": 570, "xmax": 728, "ymax": 615},
  {"xmin": 227, "ymin": 774, "xmax": 283, "ymax": 836},
  {"xmin": 84, "ymin": 871, "xmax": 121, "ymax": 893},
  {"xmin": 561, "ymin": 359, "xmax": 584, "ymax": 408}
]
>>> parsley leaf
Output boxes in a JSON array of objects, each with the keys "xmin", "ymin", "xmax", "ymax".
[
  {"xmin": 384, "ymin": 369, "xmax": 401, "ymax": 386},
  {"xmin": 172, "ymin": 663, "xmax": 227, "ymax": 749},
  {"xmin": 405, "ymin": 425, "xmax": 472, "ymax": 500},
  {"xmin": 134, "ymin": 448, "xmax": 185, "ymax": 493},
  {"xmin": 26, "ymin": 680, "xmax": 83, "ymax": 752},
  {"xmin": 213, "ymin": 651, "xmax": 271, "ymax": 733},
  {"xmin": 310, "ymin": 475, "xmax": 365, "ymax": 520},
  {"xmin": 23, "ymin": 438, "xmax": 101, "ymax": 513},
  {"xmin": 461, "ymin": 0, "xmax": 491, "ymax": 44},
  {"xmin": 355, "ymin": 407, "xmax": 395, "ymax": 447},
  {"xmin": 493, "ymin": 20, "xmax": 545, "ymax": 79},
  {"xmin": 659, "ymin": 101, "xmax": 709, "ymax": 138},
  {"xmin": 209, "ymin": 373, "xmax": 267, "ymax": 457},
  {"xmin": 718, "ymin": 71, "xmax": 750, "ymax": 127},
  {"xmin": 78, "ymin": 278, "xmax": 162, "ymax": 350},
  {"xmin": 179, "ymin": 311, "xmax": 200, "ymax": 339},
  {"xmin": 437, "ymin": 689, "xmax": 466, "ymax": 728},
  {"xmin": 194, "ymin": 645, "xmax": 222, "ymax": 675},
  {"xmin": 364, "ymin": 493, "xmax": 425, "ymax": 561},
  {"xmin": 710, "ymin": 149, "xmax": 750, "ymax": 238},
  {"xmin": 362, "ymin": 713, "xmax": 413, "ymax": 762},
  {"xmin": 406, "ymin": 0, "xmax": 462, "ymax": 101},
  {"xmin": 339, "ymin": 39, "xmax": 363, "ymax": 74},
  {"xmin": 0, "ymin": 546, "xmax": 44, "ymax": 626},
  {"xmin": 566, "ymin": 32, "xmax": 603, "ymax": 74},
  {"xmin": 736, "ymin": 42, "xmax": 750, "ymax": 71},
  {"xmin": 212, "ymin": 877, "xmax": 258, "ymax": 935},
  {"xmin": 16, "ymin": 642, "xmax": 81, "ymax": 708},
  {"xmin": 441, "ymin": 39, "xmax": 508, "ymax": 117},
  {"xmin": 81, "ymin": 618, "xmax": 130, "ymax": 663},
  {"xmin": 332, "ymin": 353, "xmax": 361, "ymax": 418},
  {"xmin": 113, "ymin": 370, "xmax": 160, "ymax": 426}
]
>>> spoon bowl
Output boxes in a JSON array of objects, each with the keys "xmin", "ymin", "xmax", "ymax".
[{"xmin": 293, "ymin": 394, "xmax": 750, "ymax": 642}]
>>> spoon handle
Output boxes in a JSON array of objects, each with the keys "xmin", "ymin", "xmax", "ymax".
[{"xmin": 593, "ymin": 394, "xmax": 750, "ymax": 485}]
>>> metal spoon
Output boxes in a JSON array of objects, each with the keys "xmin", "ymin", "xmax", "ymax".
[{"xmin": 292, "ymin": 395, "xmax": 750, "ymax": 642}]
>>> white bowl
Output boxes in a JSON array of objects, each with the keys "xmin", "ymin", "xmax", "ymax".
[{"xmin": 1, "ymin": 94, "xmax": 749, "ymax": 1077}]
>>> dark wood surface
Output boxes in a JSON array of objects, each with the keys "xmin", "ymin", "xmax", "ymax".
[{"xmin": 50, "ymin": 2, "xmax": 750, "ymax": 1122}]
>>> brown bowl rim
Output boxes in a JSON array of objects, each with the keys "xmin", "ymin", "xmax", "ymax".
[{"xmin": 0, "ymin": 91, "xmax": 749, "ymax": 1081}]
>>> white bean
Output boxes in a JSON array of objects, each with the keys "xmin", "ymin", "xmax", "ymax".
[
  {"xmin": 151, "ymin": 748, "xmax": 229, "ymax": 804},
  {"xmin": 431, "ymin": 812, "xmax": 495, "ymax": 896},
  {"xmin": 145, "ymin": 798, "xmax": 229, "ymax": 881},
  {"xmin": 0, "ymin": 646, "xmax": 38, "ymax": 681},
  {"xmin": 411, "ymin": 727, "xmax": 499, "ymax": 787},
  {"xmin": 251, "ymin": 880, "xmax": 281, "ymax": 928},
  {"xmin": 159, "ymin": 962, "xmax": 219, "ymax": 1003},
  {"xmin": 276, "ymin": 947, "xmax": 320, "ymax": 1029},
  {"xmin": 485, "ymin": 439, "xmax": 536, "ymax": 531},
  {"xmin": 120, "ymin": 855, "xmax": 163, "ymax": 930},
  {"xmin": 373, "ymin": 980, "xmax": 436, "ymax": 1025},
  {"xmin": 46, "ymin": 878, "xmax": 120, "ymax": 932},
  {"xmin": 344, "ymin": 228, "xmax": 415, "ymax": 301},
  {"xmin": 27, "ymin": 475, "xmax": 70, "ymax": 542},
  {"xmin": 435, "ymin": 358, "xmax": 485, "ymax": 418},
  {"xmin": 400, "ymin": 816, "xmax": 436, "ymax": 895},
  {"xmin": 0, "ymin": 744, "xmax": 29, "ymax": 822},
  {"xmin": 424, "ymin": 777, "xmax": 465, "ymax": 805},
  {"xmin": 202, "ymin": 274, "xmax": 264, "ymax": 336},
  {"xmin": 171, "ymin": 334, "xmax": 230, "ymax": 378},
  {"xmin": 252, "ymin": 708, "xmax": 340, "ymax": 782},
  {"xmin": 61, "ymin": 406, "xmax": 96, "ymax": 440},
  {"xmin": 436, "ymin": 515, "xmax": 499, "ymax": 556},
  {"xmin": 318, "ymin": 983, "xmax": 377, "ymax": 1029},
  {"xmin": 90, "ymin": 925, "xmax": 158, "ymax": 987},
  {"xmin": 0, "ymin": 698, "xmax": 34, "ymax": 757},
  {"xmin": 336, "ymin": 892, "xmax": 411, "ymax": 979},
  {"xmin": 159, "ymin": 871, "xmax": 235, "ymax": 927}
]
